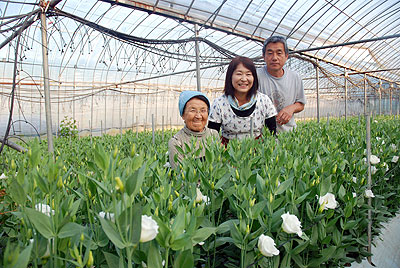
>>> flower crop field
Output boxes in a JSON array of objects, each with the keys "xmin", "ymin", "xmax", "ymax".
[{"xmin": 0, "ymin": 116, "xmax": 399, "ymax": 268}]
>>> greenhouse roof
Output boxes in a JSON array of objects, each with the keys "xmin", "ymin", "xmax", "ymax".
[{"xmin": 1, "ymin": 0, "xmax": 399, "ymax": 88}]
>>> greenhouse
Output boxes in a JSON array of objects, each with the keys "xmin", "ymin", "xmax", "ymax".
[{"xmin": 0, "ymin": 0, "xmax": 399, "ymax": 267}]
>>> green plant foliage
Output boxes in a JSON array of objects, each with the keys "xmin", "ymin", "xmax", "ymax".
[
  {"xmin": 58, "ymin": 116, "xmax": 78, "ymax": 138},
  {"xmin": 0, "ymin": 116, "xmax": 399, "ymax": 268}
]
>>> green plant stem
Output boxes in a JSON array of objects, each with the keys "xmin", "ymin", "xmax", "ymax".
[
  {"xmin": 127, "ymin": 247, "xmax": 132, "ymax": 268},
  {"xmin": 165, "ymin": 247, "xmax": 170, "ymax": 268}
]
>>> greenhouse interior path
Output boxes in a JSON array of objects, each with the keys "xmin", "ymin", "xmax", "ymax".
[{"xmin": 350, "ymin": 212, "xmax": 400, "ymax": 268}]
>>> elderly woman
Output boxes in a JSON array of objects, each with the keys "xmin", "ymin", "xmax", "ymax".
[
  {"xmin": 208, "ymin": 56, "xmax": 277, "ymax": 144},
  {"xmin": 168, "ymin": 91, "xmax": 218, "ymax": 169}
]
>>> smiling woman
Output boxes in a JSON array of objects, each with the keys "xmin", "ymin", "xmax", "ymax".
[
  {"xmin": 168, "ymin": 91, "xmax": 218, "ymax": 169},
  {"xmin": 208, "ymin": 56, "xmax": 277, "ymax": 145}
]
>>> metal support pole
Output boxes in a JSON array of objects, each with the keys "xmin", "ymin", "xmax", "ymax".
[
  {"xmin": 379, "ymin": 80, "xmax": 382, "ymax": 115},
  {"xmin": 365, "ymin": 114, "xmax": 372, "ymax": 265},
  {"xmin": 390, "ymin": 84, "xmax": 393, "ymax": 115},
  {"xmin": 316, "ymin": 60, "xmax": 320, "ymax": 122},
  {"xmin": 152, "ymin": 114, "xmax": 155, "ymax": 144},
  {"xmin": 162, "ymin": 115, "xmax": 165, "ymax": 141},
  {"xmin": 194, "ymin": 24, "xmax": 201, "ymax": 92},
  {"xmin": 344, "ymin": 68, "xmax": 348, "ymax": 120},
  {"xmin": 40, "ymin": 7, "xmax": 54, "ymax": 153},
  {"xmin": 364, "ymin": 74, "xmax": 367, "ymax": 115}
]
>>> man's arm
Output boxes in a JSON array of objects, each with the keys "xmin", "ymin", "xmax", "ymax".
[{"xmin": 276, "ymin": 102, "xmax": 304, "ymax": 125}]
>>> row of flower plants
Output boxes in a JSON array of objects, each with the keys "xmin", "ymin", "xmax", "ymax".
[{"xmin": 0, "ymin": 116, "xmax": 399, "ymax": 268}]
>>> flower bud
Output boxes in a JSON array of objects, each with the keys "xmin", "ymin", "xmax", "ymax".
[
  {"xmin": 174, "ymin": 190, "xmax": 179, "ymax": 197},
  {"xmin": 332, "ymin": 164, "xmax": 337, "ymax": 174},
  {"xmin": 80, "ymin": 233, "xmax": 85, "ymax": 242},
  {"xmin": 155, "ymin": 207, "xmax": 159, "ymax": 216},
  {"xmin": 246, "ymin": 224, "xmax": 250, "ymax": 235},
  {"xmin": 235, "ymin": 170, "xmax": 239, "ymax": 180},
  {"xmin": 115, "ymin": 177, "xmax": 124, "ymax": 192},
  {"xmin": 211, "ymin": 182, "xmax": 215, "ymax": 190},
  {"xmin": 269, "ymin": 193, "xmax": 274, "ymax": 203},
  {"xmin": 57, "ymin": 177, "xmax": 63, "ymax": 189},
  {"xmin": 113, "ymin": 147, "xmax": 118, "ymax": 158},
  {"xmin": 250, "ymin": 198, "xmax": 255, "ymax": 207},
  {"xmin": 11, "ymin": 159, "xmax": 16, "ymax": 170},
  {"xmin": 139, "ymin": 188, "xmax": 144, "ymax": 197},
  {"xmin": 87, "ymin": 251, "xmax": 94, "ymax": 267}
]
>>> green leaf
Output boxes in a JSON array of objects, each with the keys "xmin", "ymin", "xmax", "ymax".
[
  {"xmin": 13, "ymin": 243, "xmax": 33, "ymax": 268},
  {"xmin": 88, "ymin": 177, "xmax": 111, "ymax": 196},
  {"xmin": 98, "ymin": 215, "xmax": 126, "ymax": 249},
  {"xmin": 147, "ymin": 241, "xmax": 162, "ymax": 268},
  {"xmin": 230, "ymin": 221, "xmax": 243, "ymax": 246},
  {"xmin": 275, "ymin": 178, "xmax": 293, "ymax": 195},
  {"xmin": 215, "ymin": 173, "xmax": 230, "ymax": 190},
  {"xmin": 103, "ymin": 251, "xmax": 120, "ymax": 268},
  {"xmin": 320, "ymin": 176, "xmax": 331, "ymax": 196},
  {"xmin": 308, "ymin": 246, "xmax": 336, "ymax": 267},
  {"xmin": 173, "ymin": 249, "xmax": 194, "ymax": 268},
  {"xmin": 338, "ymin": 185, "xmax": 346, "ymax": 199},
  {"xmin": 8, "ymin": 180, "xmax": 26, "ymax": 205},
  {"xmin": 25, "ymin": 208, "xmax": 53, "ymax": 239},
  {"xmin": 343, "ymin": 220, "xmax": 358, "ymax": 230},
  {"xmin": 94, "ymin": 144, "xmax": 108, "ymax": 171},
  {"xmin": 126, "ymin": 164, "xmax": 146, "ymax": 196},
  {"xmin": 192, "ymin": 227, "xmax": 216, "ymax": 244},
  {"xmin": 291, "ymin": 240, "xmax": 310, "ymax": 255},
  {"xmin": 294, "ymin": 191, "xmax": 310, "ymax": 205},
  {"xmin": 250, "ymin": 200, "xmax": 267, "ymax": 219},
  {"xmin": 344, "ymin": 203, "xmax": 352, "ymax": 218},
  {"xmin": 58, "ymin": 222, "xmax": 84, "ymax": 239},
  {"xmin": 171, "ymin": 207, "xmax": 186, "ymax": 240}
]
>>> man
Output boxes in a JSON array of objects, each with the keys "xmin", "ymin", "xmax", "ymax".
[{"xmin": 257, "ymin": 36, "xmax": 306, "ymax": 132}]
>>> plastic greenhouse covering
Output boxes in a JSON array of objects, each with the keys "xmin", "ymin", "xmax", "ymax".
[{"xmin": 0, "ymin": 0, "xmax": 399, "ymax": 136}]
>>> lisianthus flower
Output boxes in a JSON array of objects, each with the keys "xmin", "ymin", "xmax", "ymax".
[
  {"xmin": 352, "ymin": 177, "xmax": 357, "ymax": 183},
  {"xmin": 392, "ymin": 156, "xmax": 399, "ymax": 163},
  {"xmin": 258, "ymin": 234, "xmax": 279, "ymax": 257},
  {"xmin": 352, "ymin": 192, "xmax": 357, "ymax": 198},
  {"xmin": 281, "ymin": 212, "xmax": 302, "ymax": 237},
  {"xmin": 196, "ymin": 188, "xmax": 210, "ymax": 204},
  {"xmin": 140, "ymin": 215, "xmax": 159, "ymax": 242},
  {"xmin": 318, "ymin": 193, "xmax": 337, "ymax": 210},
  {"xmin": 365, "ymin": 189, "xmax": 375, "ymax": 198},
  {"xmin": 369, "ymin": 155, "xmax": 380, "ymax": 165}
]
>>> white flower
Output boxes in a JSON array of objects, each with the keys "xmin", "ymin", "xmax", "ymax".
[
  {"xmin": 196, "ymin": 188, "xmax": 210, "ymax": 204},
  {"xmin": 392, "ymin": 156, "xmax": 399, "ymax": 163},
  {"xmin": 376, "ymin": 137, "xmax": 381, "ymax": 141},
  {"xmin": 383, "ymin": 162, "xmax": 389, "ymax": 172},
  {"xmin": 0, "ymin": 173, "xmax": 7, "ymax": 179},
  {"xmin": 198, "ymin": 242, "xmax": 205, "ymax": 246},
  {"xmin": 352, "ymin": 177, "xmax": 357, "ymax": 183},
  {"xmin": 281, "ymin": 212, "xmax": 302, "ymax": 237},
  {"xmin": 35, "ymin": 203, "xmax": 54, "ymax": 217},
  {"xmin": 390, "ymin": 144, "xmax": 397, "ymax": 150},
  {"xmin": 140, "ymin": 215, "xmax": 159, "ymax": 242},
  {"xmin": 258, "ymin": 234, "xmax": 280, "ymax": 257},
  {"xmin": 99, "ymin": 211, "xmax": 115, "ymax": 222},
  {"xmin": 374, "ymin": 120, "xmax": 378, "ymax": 123},
  {"xmin": 371, "ymin": 166, "xmax": 377, "ymax": 175},
  {"xmin": 318, "ymin": 193, "xmax": 337, "ymax": 210},
  {"xmin": 352, "ymin": 192, "xmax": 357, "ymax": 198},
  {"xmin": 163, "ymin": 162, "xmax": 171, "ymax": 168},
  {"xmin": 365, "ymin": 189, "xmax": 375, "ymax": 198},
  {"xmin": 370, "ymin": 155, "xmax": 380, "ymax": 165}
]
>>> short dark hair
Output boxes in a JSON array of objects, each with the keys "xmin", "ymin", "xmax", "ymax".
[
  {"xmin": 262, "ymin": 36, "xmax": 289, "ymax": 56},
  {"xmin": 224, "ymin": 56, "xmax": 258, "ymax": 100}
]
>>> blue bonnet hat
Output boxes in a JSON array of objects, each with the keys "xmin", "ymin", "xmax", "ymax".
[{"xmin": 179, "ymin": 91, "xmax": 210, "ymax": 116}]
